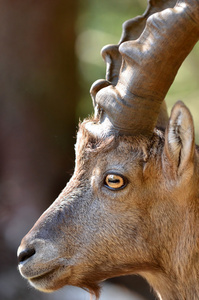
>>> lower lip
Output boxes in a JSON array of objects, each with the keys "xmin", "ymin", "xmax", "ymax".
[
  {"xmin": 29, "ymin": 268, "xmax": 55, "ymax": 281},
  {"xmin": 28, "ymin": 268, "xmax": 58, "ymax": 292},
  {"xmin": 18, "ymin": 261, "xmax": 57, "ymax": 281}
]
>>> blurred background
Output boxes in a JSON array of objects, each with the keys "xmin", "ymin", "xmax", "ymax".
[{"xmin": 0, "ymin": 0, "xmax": 199, "ymax": 299}]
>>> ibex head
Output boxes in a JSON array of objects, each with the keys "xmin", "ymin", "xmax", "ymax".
[{"xmin": 18, "ymin": 0, "xmax": 199, "ymax": 299}]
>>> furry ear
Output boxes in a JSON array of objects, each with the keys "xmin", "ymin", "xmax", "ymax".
[{"xmin": 163, "ymin": 101, "xmax": 195, "ymax": 176}]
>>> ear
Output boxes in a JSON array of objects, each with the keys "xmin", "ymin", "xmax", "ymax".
[{"xmin": 163, "ymin": 101, "xmax": 195, "ymax": 176}]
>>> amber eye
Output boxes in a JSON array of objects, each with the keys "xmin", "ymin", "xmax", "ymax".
[{"xmin": 104, "ymin": 173, "xmax": 127, "ymax": 191}]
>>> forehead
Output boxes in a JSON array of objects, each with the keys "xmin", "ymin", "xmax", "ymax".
[{"xmin": 75, "ymin": 121, "xmax": 150, "ymax": 166}]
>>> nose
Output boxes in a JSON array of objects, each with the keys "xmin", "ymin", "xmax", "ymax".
[{"xmin": 17, "ymin": 247, "xmax": 36, "ymax": 264}]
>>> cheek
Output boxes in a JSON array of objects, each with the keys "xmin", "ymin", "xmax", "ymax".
[{"xmin": 81, "ymin": 217, "xmax": 145, "ymax": 269}]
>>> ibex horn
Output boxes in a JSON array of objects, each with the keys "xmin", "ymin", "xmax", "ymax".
[
  {"xmin": 90, "ymin": 0, "xmax": 176, "ymax": 133},
  {"xmin": 87, "ymin": 0, "xmax": 199, "ymax": 137}
]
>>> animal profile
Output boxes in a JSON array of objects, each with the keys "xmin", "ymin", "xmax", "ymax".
[{"xmin": 18, "ymin": 0, "xmax": 199, "ymax": 299}]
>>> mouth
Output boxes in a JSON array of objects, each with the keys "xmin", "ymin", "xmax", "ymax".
[
  {"xmin": 18, "ymin": 258, "xmax": 71, "ymax": 292},
  {"xmin": 28, "ymin": 268, "xmax": 56, "ymax": 281},
  {"xmin": 28, "ymin": 269, "xmax": 59, "ymax": 292}
]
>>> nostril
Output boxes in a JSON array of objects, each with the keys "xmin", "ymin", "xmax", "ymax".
[{"xmin": 18, "ymin": 248, "xmax": 36, "ymax": 264}]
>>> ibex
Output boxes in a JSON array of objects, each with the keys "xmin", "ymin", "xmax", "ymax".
[{"xmin": 17, "ymin": 0, "xmax": 199, "ymax": 299}]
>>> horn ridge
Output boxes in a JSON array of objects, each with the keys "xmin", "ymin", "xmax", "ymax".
[
  {"xmin": 90, "ymin": 0, "xmax": 176, "ymax": 103},
  {"xmin": 88, "ymin": 0, "xmax": 199, "ymax": 137}
]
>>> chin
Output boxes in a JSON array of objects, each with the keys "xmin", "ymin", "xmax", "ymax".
[
  {"xmin": 29, "ymin": 276, "xmax": 65, "ymax": 293},
  {"xmin": 19, "ymin": 261, "xmax": 72, "ymax": 293},
  {"xmin": 28, "ymin": 268, "xmax": 100, "ymax": 299}
]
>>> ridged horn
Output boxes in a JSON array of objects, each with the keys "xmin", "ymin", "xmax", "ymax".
[
  {"xmin": 90, "ymin": 0, "xmax": 177, "ymax": 133},
  {"xmin": 88, "ymin": 0, "xmax": 199, "ymax": 137}
]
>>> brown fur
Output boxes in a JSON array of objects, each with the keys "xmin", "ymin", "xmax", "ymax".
[{"xmin": 18, "ymin": 101, "xmax": 199, "ymax": 299}]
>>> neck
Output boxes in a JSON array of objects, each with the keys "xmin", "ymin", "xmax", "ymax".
[
  {"xmin": 142, "ymin": 271, "xmax": 199, "ymax": 300},
  {"xmin": 149, "ymin": 274, "xmax": 199, "ymax": 300},
  {"xmin": 140, "ymin": 206, "xmax": 199, "ymax": 300},
  {"xmin": 143, "ymin": 174, "xmax": 199, "ymax": 300}
]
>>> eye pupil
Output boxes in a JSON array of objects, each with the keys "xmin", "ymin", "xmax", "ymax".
[
  {"xmin": 109, "ymin": 178, "xmax": 120, "ymax": 183},
  {"xmin": 105, "ymin": 174, "xmax": 127, "ymax": 190}
]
